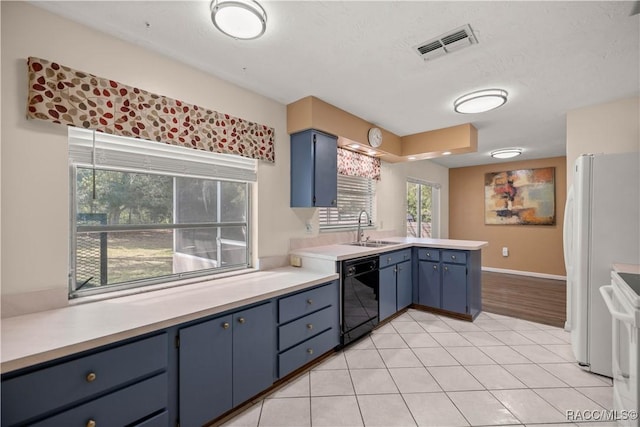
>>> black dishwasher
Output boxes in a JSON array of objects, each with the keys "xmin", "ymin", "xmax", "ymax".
[{"xmin": 341, "ymin": 255, "xmax": 379, "ymax": 346}]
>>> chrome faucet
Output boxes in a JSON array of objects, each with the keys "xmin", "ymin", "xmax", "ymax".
[{"xmin": 356, "ymin": 210, "xmax": 370, "ymax": 243}]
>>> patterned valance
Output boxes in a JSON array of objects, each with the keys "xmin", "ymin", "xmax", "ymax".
[
  {"xmin": 337, "ymin": 147, "xmax": 381, "ymax": 180},
  {"xmin": 26, "ymin": 57, "xmax": 275, "ymax": 162}
]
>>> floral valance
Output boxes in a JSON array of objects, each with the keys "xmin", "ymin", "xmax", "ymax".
[
  {"xmin": 337, "ymin": 147, "xmax": 381, "ymax": 180},
  {"xmin": 26, "ymin": 57, "xmax": 275, "ymax": 162}
]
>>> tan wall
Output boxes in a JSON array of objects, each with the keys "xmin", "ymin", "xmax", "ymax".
[
  {"xmin": 566, "ymin": 96, "xmax": 640, "ymax": 188},
  {"xmin": 449, "ymin": 157, "xmax": 567, "ymax": 276}
]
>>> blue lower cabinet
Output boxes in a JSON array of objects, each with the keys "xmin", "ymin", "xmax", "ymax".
[
  {"xmin": 276, "ymin": 281, "xmax": 339, "ymax": 377},
  {"xmin": 442, "ymin": 263, "xmax": 468, "ymax": 314},
  {"xmin": 396, "ymin": 260, "xmax": 412, "ymax": 310},
  {"xmin": 418, "ymin": 260, "xmax": 441, "ymax": 308},
  {"xmin": 178, "ymin": 302, "xmax": 275, "ymax": 427},
  {"xmin": 1, "ymin": 333, "xmax": 169, "ymax": 427},
  {"xmin": 179, "ymin": 314, "xmax": 233, "ymax": 427},
  {"xmin": 379, "ymin": 265, "xmax": 397, "ymax": 321}
]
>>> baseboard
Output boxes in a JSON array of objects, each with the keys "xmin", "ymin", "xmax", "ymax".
[{"xmin": 482, "ymin": 267, "xmax": 566, "ymax": 281}]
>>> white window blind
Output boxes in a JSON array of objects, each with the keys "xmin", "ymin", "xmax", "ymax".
[
  {"xmin": 69, "ymin": 127, "xmax": 257, "ymax": 182},
  {"xmin": 319, "ymin": 174, "xmax": 375, "ymax": 229}
]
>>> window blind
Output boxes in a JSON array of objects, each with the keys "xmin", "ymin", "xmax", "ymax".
[
  {"xmin": 68, "ymin": 127, "xmax": 257, "ymax": 182},
  {"xmin": 319, "ymin": 174, "xmax": 375, "ymax": 228}
]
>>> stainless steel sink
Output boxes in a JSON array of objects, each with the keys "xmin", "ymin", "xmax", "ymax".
[{"xmin": 343, "ymin": 241, "xmax": 398, "ymax": 248}]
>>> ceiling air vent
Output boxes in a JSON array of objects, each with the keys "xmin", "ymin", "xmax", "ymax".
[{"xmin": 413, "ymin": 24, "xmax": 477, "ymax": 61}]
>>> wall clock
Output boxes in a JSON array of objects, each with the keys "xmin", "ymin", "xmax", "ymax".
[{"xmin": 367, "ymin": 127, "xmax": 383, "ymax": 148}]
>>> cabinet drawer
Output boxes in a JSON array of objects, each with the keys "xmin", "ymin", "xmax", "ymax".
[
  {"xmin": 279, "ymin": 281, "xmax": 337, "ymax": 324},
  {"xmin": 279, "ymin": 305, "xmax": 337, "ymax": 351},
  {"xmin": 379, "ymin": 249, "xmax": 412, "ymax": 267},
  {"xmin": 417, "ymin": 248, "xmax": 440, "ymax": 261},
  {"xmin": 278, "ymin": 328, "xmax": 338, "ymax": 377},
  {"xmin": 1, "ymin": 333, "xmax": 168, "ymax": 426},
  {"xmin": 32, "ymin": 373, "xmax": 168, "ymax": 427},
  {"xmin": 442, "ymin": 250, "xmax": 467, "ymax": 264}
]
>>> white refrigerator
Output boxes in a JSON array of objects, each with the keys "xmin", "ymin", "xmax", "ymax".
[{"xmin": 563, "ymin": 152, "xmax": 640, "ymax": 378}]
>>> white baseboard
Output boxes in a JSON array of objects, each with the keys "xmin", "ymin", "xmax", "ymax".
[{"xmin": 482, "ymin": 266, "xmax": 566, "ymax": 281}]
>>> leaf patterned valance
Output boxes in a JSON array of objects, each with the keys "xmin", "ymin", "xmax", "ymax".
[
  {"xmin": 337, "ymin": 147, "xmax": 381, "ymax": 180},
  {"xmin": 26, "ymin": 57, "xmax": 275, "ymax": 162}
]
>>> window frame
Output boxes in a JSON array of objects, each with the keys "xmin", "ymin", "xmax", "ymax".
[
  {"xmin": 318, "ymin": 174, "xmax": 376, "ymax": 231},
  {"xmin": 68, "ymin": 128, "xmax": 254, "ymax": 298},
  {"xmin": 406, "ymin": 178, "xmax": 440, "ymax": 238}
]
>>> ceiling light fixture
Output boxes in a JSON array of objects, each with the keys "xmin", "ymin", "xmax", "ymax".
[
  {"xmin": 490, "ymin": 148, "xmax": 522, "ymax": 159},
  {"xmin": 210, "ymin": 0, "xmax": 267, "ymax": 40},
  {"xmin": 454, "ymin": 89, "xmax": 508, "ymax": 114}
]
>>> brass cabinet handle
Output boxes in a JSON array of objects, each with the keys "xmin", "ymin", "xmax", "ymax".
[
  {"xmin": 307, "ymin": 324, "xmax": 313, "ymax": 330},
  {"xmin": 86, "ymin": 372, "xmax": 97, "ymax": 383},
  {"xmin": 222, "ymin": 322, "xmax": 230, "ymax": 329},
  {"xmin": 86, "ymin": 420, "xmax": 96, "ymax": 427},
  {"xmin": 433, "ymin": 265, "xmax": 438, "ymax": 270},
  {"xmin": 238, "ymin": 317, "xmax": 245, "ymax": 324},
  {"xmin": 387, "ymin": 257, "xmax": 392, "ymax": 263},
  {"xmin": 398, "ymin": 266, "xmax": 402, "ymax": 272},
  {"xmin": 444, "ymin": 266, "xmax": 449, "ymax": 271},
  {"xmin": 426, "ymin": 252, "xmax": 431, "ymax": 257},
  {"xmin": 307, "ymin": 299, "xmax": 313, "ymax": 305},
  {"xmin": 307, "ymin": 348, "xmax": 314, "ymax": 355},
  {"xmin": 451, "ymin": 255, "xmax": 457, "ymax": 260}
]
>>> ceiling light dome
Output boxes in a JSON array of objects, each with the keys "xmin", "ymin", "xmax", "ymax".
[
  {"xmin": 454, "ymin": 89, "xmax": 508, "ymax": 114},
  {"xmin": 210, "ymin": 0, "xmax": 267, "ymax": 40},
  {"xmin": 490, "ymin": 148, "xmax": 522, "ymax": 159}
]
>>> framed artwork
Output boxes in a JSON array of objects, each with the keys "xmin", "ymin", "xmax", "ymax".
[{"xmin": 484, "ymin": 167, "xmax": 556, "ymax": 225}]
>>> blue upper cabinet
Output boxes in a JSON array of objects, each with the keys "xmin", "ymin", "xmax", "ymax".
[{"xmin": 290, "ymin": 130, "xmax": 338, "ymax": 207}]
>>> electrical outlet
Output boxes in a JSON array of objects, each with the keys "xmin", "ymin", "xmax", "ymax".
[
  {"xmin": 502, "ymin": 247, "xmax": 509, "ymax": 257},
  {"xmin": 305, "ymin": 222, "xmax": 312, "ymax": 234}
]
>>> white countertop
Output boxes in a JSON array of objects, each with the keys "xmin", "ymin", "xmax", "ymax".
[
  {"xmin": 290, "ymin": 237, "xmax": 488, "ymax": 261},
  {"xmin": 0, "ymin": 268, "xmax": 338, "ymax": 374}
]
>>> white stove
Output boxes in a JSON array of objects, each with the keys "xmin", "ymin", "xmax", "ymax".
[{"xmin": 600, "ymin": 265, "xmax": 640, "ymax": 426}]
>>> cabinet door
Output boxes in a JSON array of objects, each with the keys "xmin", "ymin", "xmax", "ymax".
[
  {"xmin": 396, "ymin": 260, "xmax": 412, "ymax": 310},
  {"xmin": 379, "ymin": 266, "xmax": 397, "ymax": 321},
  {"xmin": 418, "ymin": 261, "xmax": 441, "ymax": 308},
  {"xmin": 232, "ymin": 303, "xmax": 275, "ymax": 405},
  {"xmin": 179, "ymin": 315, "xmax": 233, "ymax": 427},
  {"xmin": 313, "ymin": 131, "xmax": 337, "ymax": 207},
  {"xmin": 442, "ymin": 263, "xmax": 468, "ymax": 314}
]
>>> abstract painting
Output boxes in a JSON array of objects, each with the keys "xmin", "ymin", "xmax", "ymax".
[{"xmin": 485, "ymin": 167, "xmax": 555, "ymax": 225}]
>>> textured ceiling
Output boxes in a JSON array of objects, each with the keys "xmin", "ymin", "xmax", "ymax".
[{"xmin": 32, "ymin": 1, "xmax": 640, "ymax": 168}]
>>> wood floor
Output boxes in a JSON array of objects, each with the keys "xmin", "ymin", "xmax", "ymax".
[{"xmin": 481, "ymin": 271, "xmax": 566, "ymax": 328}]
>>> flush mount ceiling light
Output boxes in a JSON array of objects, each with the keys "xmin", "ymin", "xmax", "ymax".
[
  {"xmin": 210, "ymin": 0, "xmax": 267, "ymax": 40},
  {"xmin": 454, "ymin": 89, "xmax": 508, "ymax": 114},
  {"xmin": 490, "ymin": 148, "xmax": 522, "ymax": 159}
]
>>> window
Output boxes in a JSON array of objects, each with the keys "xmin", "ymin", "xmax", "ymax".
[
  {"xmin": 69, "ymin": 128, "xmax": 255, "ymax": 297},
  {"xmin": 319, "ymin": 174, "xmax": 375, "ymax": 229},
  {"xmin": 406, "ymin": 179, "xmax": 440, "ymax": 238}
]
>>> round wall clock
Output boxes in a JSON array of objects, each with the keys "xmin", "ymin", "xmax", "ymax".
[{"xmin": 368, "ymin": 127, "xmax": 383, "ymax": 148}]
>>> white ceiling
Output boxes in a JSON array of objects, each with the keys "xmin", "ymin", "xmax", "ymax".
[{"xmin": 32, "ymin": 1, "xmax": 640, "ymax": 168}]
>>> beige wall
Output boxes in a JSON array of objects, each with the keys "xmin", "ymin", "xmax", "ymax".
[
  {"xmin": 566, "ymin": 96, "xmax": 640, "ymax": 188},
  {"xmin": 0, "ymin": 2, "xmax": 433, "ymax": 314},
  {"xmin": 449, "ymin": 157, "xmax": 567, "ymax": 277}
]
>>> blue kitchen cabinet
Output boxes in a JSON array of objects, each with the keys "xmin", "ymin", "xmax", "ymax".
[
  {"xmin": 442, "ymin": 263, "xmax": 467, "ymax": 314},
  {"xmin": 290, "ymin": 129, "xmax": 338, "ymax": 207},
  {"xmin": 277, "ymin": 281, "xmax": 340, "ymax": 377},
  {"xmin": 396, "ymin": 260, "xmax": 412, "ymax": 310},
  {"xmin": 178, "ymin": 302, "xmax": 275, "ymax": 427},
  {"xmin": 416, "ymin": 248, "xmax": 482, "ymax": 320},
  {"xmin": 379, "ymin": 249, "xmax": 413, "ymax": 321},
  {"xmin": 418, "ymin": 261, "xmax": 441, "ymax": 308},
  {"xmin": 1, "ymin": 333, "xmax": 169, "ymax": 427},
  {"xmin": 379, "ymin": 265, "xmax": 397, "ymax": 321}
]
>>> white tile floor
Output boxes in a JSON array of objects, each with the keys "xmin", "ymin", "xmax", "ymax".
[{"xmin": 219, "ymin": 310, "xmax": 615, "ymax": 427}]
